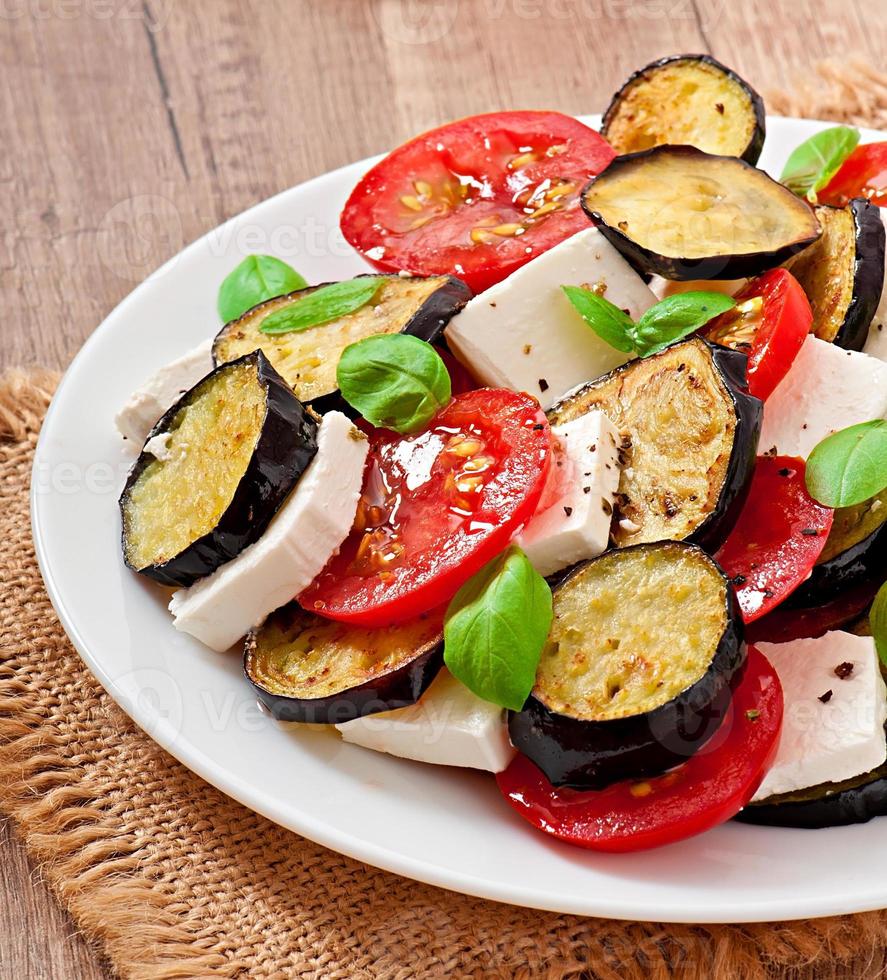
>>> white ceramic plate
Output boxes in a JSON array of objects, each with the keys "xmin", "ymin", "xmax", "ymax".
[{"xmin": 32, "ymin": 116, "xmax": 887, "ymax": 923}]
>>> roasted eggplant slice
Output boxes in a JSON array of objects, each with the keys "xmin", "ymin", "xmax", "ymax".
[
  {"xmin": 213, "ymin": 274, "xmax": 471, "ymax": 413},
  {"xmin": 509, "ymin": 542, "xmax": 745, "ymax": 789},
  {"xmin": 581, "ymin": 145, "xmax": 821, "ymax": 280},
  {"xmin": 548, "ymin": 337, "xmax": 762, "ymax": 550},
  {"xmin": 601, "ymin": 54, "xmax": 765, "ymax": 165},
  {"xmin": 245, "ymin": 602, "xmax": 444, "ymax": 723},
  {"xmin": 784, "ymin": 198, "xmax": 885, "ymax": 350},
  {"xmin": 120, "ymin": 351, "xmax": 317, "ymax": 588},
  {"xmin": 737, "ymin": 746, "xmax": 887, "ymax": 829},
  {"xmin": 786, "ymin": 490, "xmax": 887, "ymax": 608}
]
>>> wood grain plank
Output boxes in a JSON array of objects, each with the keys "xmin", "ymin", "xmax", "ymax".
[{"xmin": 2, "ymin": 2, "xmax": 885, "ymax": 977}]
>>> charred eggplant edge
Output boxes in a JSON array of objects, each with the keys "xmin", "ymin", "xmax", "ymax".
[
  {"xmin": 244, "ymin": 620, "xmax": 444, "ymax": 724},
  {"xmin": 601, "ymin": 53, "xmax": 766, "ymax": 165},
  {"xmin": 832, "ymin": 198, "xmax": 885, "ymax": 350},
  {"xmin": 508, "ymin": 541, "xmax": 747, "ymax": 789},
  {"xmin": 212, "ymin": 273, "xmax": 472, "ymax": 415},
  {"xmin": 786, "ymin": 517, "xmax": 887, "ymax": 609},
  {"xmin": 120, "ymin": 350, "xmax": 318, "ymax": 588},
  {"xmin": 546, "ymin": 339, "xmax": 762, "ymax": 553},
  {"xmin": 580, "ymin": 145, "xmax": 821, "ymax": 281}
]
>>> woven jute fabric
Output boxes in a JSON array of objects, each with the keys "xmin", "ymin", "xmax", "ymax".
[{"xmin": 2, "ymin": 62, "xmax": 887, "ymax": 980}]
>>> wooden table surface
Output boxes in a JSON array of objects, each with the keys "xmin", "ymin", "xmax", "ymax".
[{"xmin": 3, "ymin": 1, "xmax": 886, "ymax": 975}]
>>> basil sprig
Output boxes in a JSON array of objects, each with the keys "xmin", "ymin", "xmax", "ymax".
[
  {"xmin": 443, "ymin": 546, "xmax": 552, "ymax": 711},
  {"xmin": 217, "ymin": 255, "xmax": 307, "ymax": 323},
  {"xmin": 805, "ymin": 420, "xmax": 887, "ymax": 508},
  {"xmin": 563, "ymin": 286, "xmax": 735, "ymax": 358},
  {"xmin": 780, "ymin": 126, "xmax": 860, "ymax": 202},
  {"xmin": 336, "ymin": 333, "xmax": 451, "ymax": 434},
  {"xmin": 260, "ymin": 277, "xmax": 384, "ymax": 336},
  {"xmin": 871, "ymin": 581, "xmax": 887, "ymax": 669}
]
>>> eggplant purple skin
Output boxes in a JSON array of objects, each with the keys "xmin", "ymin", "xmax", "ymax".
[
  {"xmin": 508, "ymin": 546, "xmax": 747, "ymax": 790},
  {"xmin": 833, "ymin": 198, "xmax": 886, "ymax": 351},
  {"xmin": 244, "ymin": 635, "xmax": 444, "ymax": 725},
  {"xmin": 689, "ymin": 343, "xmax": 763, "ymax": 553},
  {"xmin": 213, "ymin": 273, "xmax": 472, "ymax": 417},
  {"xmin": 736, "ymin": 765, "xmax": 887, "ymax": 829},
  {"xmin": 120, "ymin": 350, "xmax": 318, "ymax": 588},
  {"xmin": 580, "ymin": 146, "xmax": 821, "ymax": 281},
  {"xmin": 785, "ymin": 518, "xmax": 887, "ymax": 609},
  {"xmin": 601, "ymin": 53, "xmax": 766, "ymax": 166}
]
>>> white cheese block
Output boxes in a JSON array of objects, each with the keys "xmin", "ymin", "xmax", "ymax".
[
  {"xmin": 650, "ymin": 275, "xmax": 747, "ymax": 300},
  {"xmin": 753, "ymin": 632, "xmax": 887, "ymax": 801},
  {"xmin": 443, "ymin": 227, "xmax": 657, "ymax": 409},
  {"xmin": 169, "ymin": 412, "xmax": 368, "ymax": 652},
  {"xmin": 115, "ymin": 339, "xmax": 214, "ymax": 445},
  {"xmin": 759, "ymin": 335, "xmax": 887, "ymax": 458},
  {"xmin": 336, "ymin": 669, "xmax": 515, "ymax": 772},
  {"xmin": 862, "ymin": 210, "xmax": 887, "ymax": 362},
  {"xmin": 517, "ymin": 410, "xmax": 621, "ymax": 576}
]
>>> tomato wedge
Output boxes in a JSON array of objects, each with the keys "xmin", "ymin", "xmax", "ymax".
[
  {"xmin": 497, "ymin": 646, "xmax": 783, "ymax": 852},
  {"xmin": 715, "ymin": 456, "xmax": 834, "ymax": 622},
  {"xmin": 701, "ymin": 269, "xmax": 812, "ymax": 400},
  {"xmin": 340, "ymin": 111, "xmax": 615, "ymax": 294},
  {"xmin": 818, "ymin": 142, "xmax": 887, "ymax": 207},
  {"xmin": 300, "ymin": 389, "xmax": 552, "ymax": 627}
]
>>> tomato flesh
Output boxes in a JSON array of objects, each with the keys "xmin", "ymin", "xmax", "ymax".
[
  {"xmin": 497, "ymin": 646, "xmax": 783, "ymax": 852},
  {"xmin": 715, "ymin": 456, "xmax": 834, "ymax": 622},
  {"xmin": 300, "ymin": 389, "xmax": 552, "ymax": 627},
  {"xmin": 702, "ymin": 269, "xmax": 812, "ymax": 400},
  {"xmin": 819, "ymin": 142, "xmax": 887, "ymax": 207},
  {"xmin": 340, "ymin": 111, "xmax": 615, "ymax": 293}
]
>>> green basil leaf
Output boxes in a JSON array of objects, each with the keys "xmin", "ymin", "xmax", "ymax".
[
  {"xmin": 259, "ymin": 277, "xmax": 383, "ymax": 336},
  {"xmin": 336, "ymin": 333, "xmax": 451, "ymax": 434},
  {"xmin": 562, "ymin": 285, "xmax": 637, "ymax": 354},
  {"xmin": 443, "ymin": 546, "xmax": 552, "ymax": 711},
  {"xmin": 805, "ymin": 420, "xmax": 887, "ymax": 508},
  {"xmin": 217, "ymin": 255, "xmax": 307, "ymax": 323},
  {"xmin": 780, "ymin": 126, "xmax": 860, "ymax": 201},
  {"xmin": 633, "ymin": 291, "xmax": 736, "ymax": 357},
  {"xmin": 871, "ymin": 581, "xmax": 887, "ymax": 669}
]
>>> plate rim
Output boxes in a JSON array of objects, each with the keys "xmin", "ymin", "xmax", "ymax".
[{"xmin": 31, "ymin": 114, "xmax": 887, "ymax": 924}]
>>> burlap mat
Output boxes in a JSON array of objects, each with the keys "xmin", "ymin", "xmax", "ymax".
[{"xmin": 2, "ymin": 61, "xmax": 887, "ymax": 980}]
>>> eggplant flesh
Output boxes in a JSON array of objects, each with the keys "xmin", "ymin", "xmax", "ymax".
[
  {"xmin": 244, "ymin": 602, "xmax": 443, "ymax": 723},
  {"xmin": 787, "ymin": 490, "xmax": 887, "ymax": 608},
  {"xmin": 784, "ymin": 198, "xmax": 885, "ymax": 350},
  {"xmin": 508, "ymin": 542, "xmax": 745, "ymax": 789},
  {"xmin": 120, "ymin": 351, "xmax": 317, "ymax": 588},
  {"xmin": 601, "ymin": 54, "xmax": 765, "ymax": 165},
  {"xmin": 213, "ymin": 274, "xmax": 471, "ymax": 413},
  {"xmin": 737, "ymin": 749, "xmax": 887, "ymax": 829},
  {"xmin": 548, "ymin": 337, "xmax": 762, "ymax": 551},
  {"xmin": 581, "ymin": 145, "xmax": 821, "ymax": 281}
]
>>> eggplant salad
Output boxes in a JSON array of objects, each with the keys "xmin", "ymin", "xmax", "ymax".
[{"xmin": 116, "ymin": 54, "xmax": 887, "ymax": 853}]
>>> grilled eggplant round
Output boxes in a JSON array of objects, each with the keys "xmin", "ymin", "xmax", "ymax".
[
  {"xmin": 245, "ymin": 602, "xmax": 444, "ymax": 724},
  {"xmin": 784, "ymin": 198, "xmax": 886, "ymax": 350},
  {"xmin": 601, "ymin": 54, "xmax": 765, "ymax": 165},
  {"xmin": 120, "ymin": 351, "xmax": 317, "ymax": 588},
  {"xmin": 737, "ymin": 749, "xmax": 887, "ymax": 829},
  {"xmin": 213, "ymin": 273, "xmax": 471, "ymax": 414},
  {"xmin": 509, "ymin": 542, "xmax": 745, "ymax": 789},
  {"xmin": 548, "ymin": 337, "xmax": 762, "ymax": 551},
  {"xmin": 786, "ymin": 489, "xmax": 887, "ymax": 609},
  {"xmin": 581, "ymin": 145, "xmax": 821, "ymax": 281}
]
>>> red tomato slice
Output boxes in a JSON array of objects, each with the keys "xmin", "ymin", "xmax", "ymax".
[
  {"xmin": 497, "ymin": 646, "xmax": 783, "ymax": 852},
  {"xmin": 300, "ymin": 389, "xmax": 551, "ymax": 627},
  {"xmin": 818, "ymin": 142, "xmax": 887, "ymax": 207},
  {"xmin": 702, "ymin": 269, "xmax": 812, "ymax": 400},
  {"xmin": 715, "ymin": 456, "xmax": 834, "ymax": 622},
  {"xmin": 340, "ymin": 111, "xmax": 615, "ymax": 294}
]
